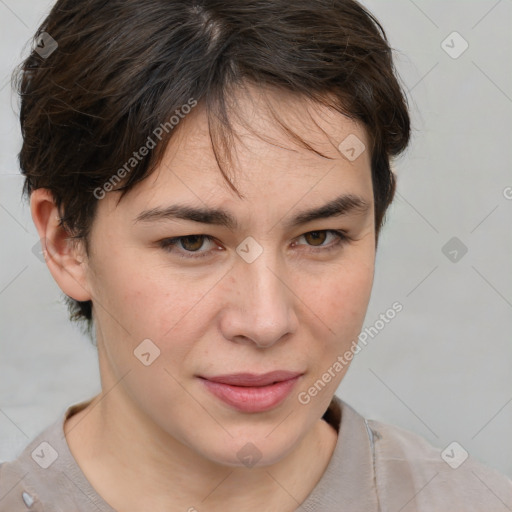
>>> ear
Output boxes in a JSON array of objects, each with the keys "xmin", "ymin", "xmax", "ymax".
[{"xmin": 30, "ymin": 188, "xmax": 92, "ymax": 302}]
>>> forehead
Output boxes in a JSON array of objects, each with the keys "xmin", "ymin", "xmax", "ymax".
[{"xmin": 104, "ymin": 85, "xmax": 372, "ymax": 218}]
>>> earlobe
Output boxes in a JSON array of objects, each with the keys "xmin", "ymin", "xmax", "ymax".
[{"xmin": 30, "ymin": 188, "xmax": 92, "ymax": 302}]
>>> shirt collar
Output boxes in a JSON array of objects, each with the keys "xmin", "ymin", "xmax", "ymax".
[
  {"xmin": 14, "ymin": 395, "xmax": 379, "ymax": 512},
  {"xmin": 298, "ymin": 395, "xmax": 380, "ymax": 511}
]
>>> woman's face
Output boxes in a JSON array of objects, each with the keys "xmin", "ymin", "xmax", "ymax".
[{"xmin": 83, "ymin": 86, "xmax": 376, "ymax": 467}]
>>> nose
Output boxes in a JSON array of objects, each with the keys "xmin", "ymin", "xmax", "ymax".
[{"xmin": 219, "ymin": 251, "xmax": 298, "ymax": 348}]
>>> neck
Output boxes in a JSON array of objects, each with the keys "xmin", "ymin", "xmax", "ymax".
[{"xmin": 64, "ymin": 391, "xmax": 338, "ymax": 512}]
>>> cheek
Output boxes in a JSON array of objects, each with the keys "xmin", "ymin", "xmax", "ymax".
[
  {"xmin": 308, "ymin": 254, "xmax": 374, "ymax": 327},
  {"xmin": 89, "ymin": 244, "xmax": 193, "ymax": 331},
  {"xmin": 298, "ymin": 248, "xmax": 375, "ymax": 370},
  {"xmin": 91, "ymin": 257, "xmax": 204, "ymax": 392},
  {"xmin": 336, "ymin": 262, "xmax": 374, "ymax": 321},
  {"xmin": 296, "ymin": 259, "xmax": 374, "ymax": 398}
]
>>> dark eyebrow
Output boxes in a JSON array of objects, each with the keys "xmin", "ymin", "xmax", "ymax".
[{"xmin": 133, "ymin": 193, "xmax": 370, "ymax": 230}]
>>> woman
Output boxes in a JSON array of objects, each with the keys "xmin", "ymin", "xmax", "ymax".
[{"xmin": 1, "ymin": 0, "xmax": 511, "ymax": 510}]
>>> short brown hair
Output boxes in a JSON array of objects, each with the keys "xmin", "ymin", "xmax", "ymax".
[{"xmin": 14, "ymin": 0, "xmax": 411, "ymax": 338}]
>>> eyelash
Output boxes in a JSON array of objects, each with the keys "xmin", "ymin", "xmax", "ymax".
[{"xmin": 158, "ymin": 230, "xmax": 349, "ymax": 260}]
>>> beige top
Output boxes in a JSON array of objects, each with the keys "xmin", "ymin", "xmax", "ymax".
[{"xmin": 1, "ymin": 395, "xmax": 511, "ymax": 511}]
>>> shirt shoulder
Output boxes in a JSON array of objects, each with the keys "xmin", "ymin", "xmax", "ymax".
[
  {"xmin": 0, "ymin": 399, "xmax": 113, "ymax": 512},
  {"xmin": 0, "ymin": 420, "xmax": 63, "ymax": 512},
  {"xmin": 367, "ymin": 418, "xmax": 512, "ymax": 512}
]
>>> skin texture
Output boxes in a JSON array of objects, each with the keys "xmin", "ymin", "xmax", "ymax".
[{"xmin": 30, "ymin": 84, "xmax": 376, "ymax": 511}]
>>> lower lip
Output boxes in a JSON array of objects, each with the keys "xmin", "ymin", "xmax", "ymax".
[{"xmin": 200, "ymin": 376, "xmax": 301, "ymax": 413}]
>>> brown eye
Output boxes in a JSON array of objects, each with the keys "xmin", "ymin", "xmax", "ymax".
[
  {"xmin": 179, "ymin": 235, "xmax": 207, "ymax": 252},
  {"xmin": 159, "ymin": 234, "xmax": 217, "ymax": 259},
  {"xmin": 159, "ymin": 229, "xmax": 348, "ymax": 261},
  {"xmin": 295, "ymin": 230, "xmax": 347, "ymax": 252},
  {"xmin": 303, "ymin": 231, "xmax": 328, "ymax": 247}
]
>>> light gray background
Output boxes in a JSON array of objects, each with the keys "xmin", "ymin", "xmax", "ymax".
[{"xmin": 1, "ymin": 0, "xmax": 511, "ymax": 479}]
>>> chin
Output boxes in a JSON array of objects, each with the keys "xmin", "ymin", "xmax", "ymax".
[{"xmin": 203, "ymin": 431, "xmax": 300, "ymax": 469}]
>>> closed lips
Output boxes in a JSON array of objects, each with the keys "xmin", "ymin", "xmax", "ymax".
[{"xmin": 199, "ymin": 371, "xmax": 303, "ymax": 387}]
